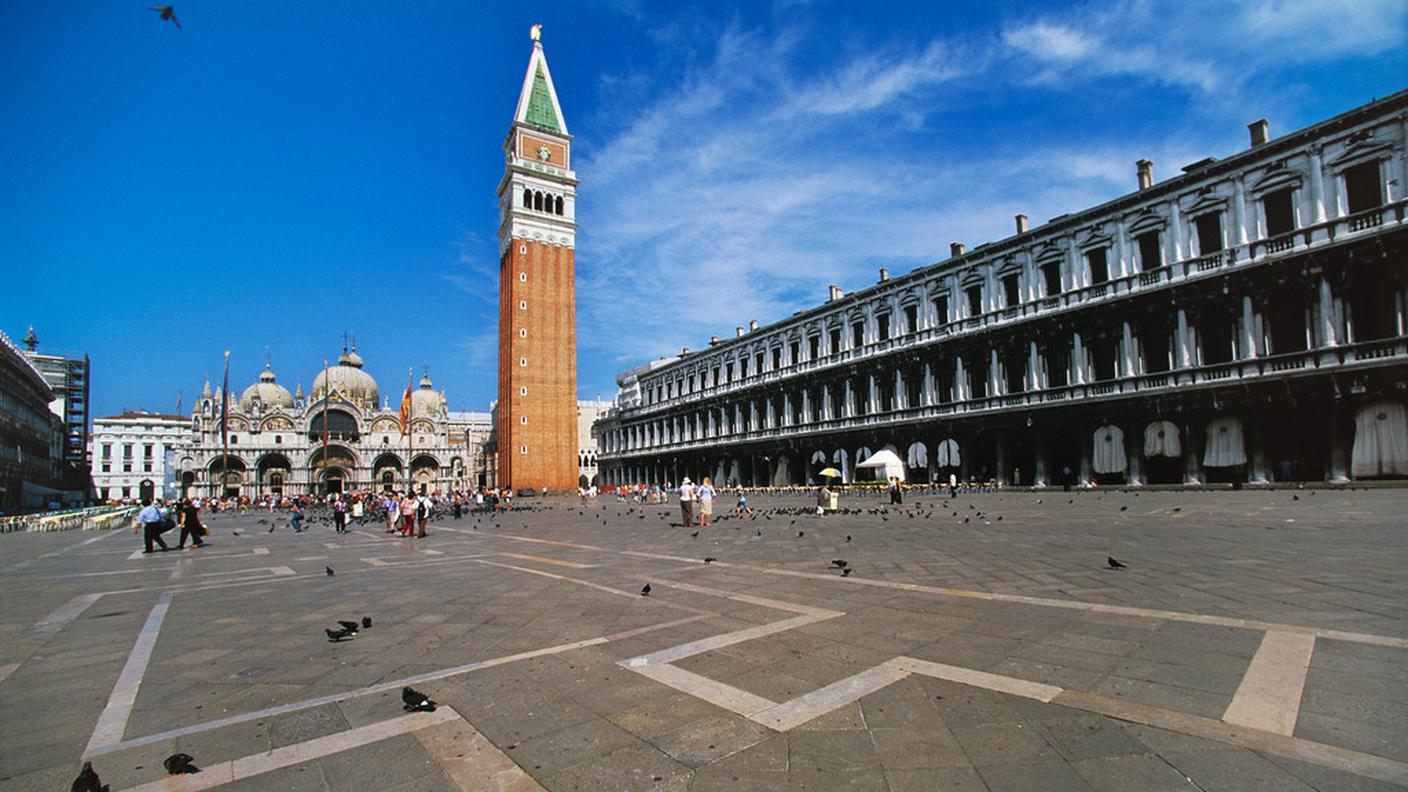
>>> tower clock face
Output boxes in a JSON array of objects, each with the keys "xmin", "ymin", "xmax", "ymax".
[{"xmin": 536, "ymin": 146, "xmax": 551, "ymax": 162}]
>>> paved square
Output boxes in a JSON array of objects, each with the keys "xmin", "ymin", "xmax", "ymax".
[{"xmin": 2, "ymin": 489, "xmax": 1406, "ymax": 791}]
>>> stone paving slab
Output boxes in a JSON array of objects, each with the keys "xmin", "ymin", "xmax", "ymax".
[{"xmin": 0, "ymin": 490, "xmax": 1406, "ymax": 790}]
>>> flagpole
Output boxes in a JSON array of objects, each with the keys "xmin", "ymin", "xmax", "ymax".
[
  {"xmin": 220, "ymin": 351, "xmax": 230, "ymax": 502},
  {"xmin": 405, "ymin": 367, "xmax": 414, "ymax": 495},
  {"xmin": 321, "ymin": 359, "xmax": 330, "ymax": 497}
]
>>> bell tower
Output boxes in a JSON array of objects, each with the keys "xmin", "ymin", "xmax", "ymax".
[{"xmin": 496, "ymin": 26, "xmax": 579, "ymax": 492}]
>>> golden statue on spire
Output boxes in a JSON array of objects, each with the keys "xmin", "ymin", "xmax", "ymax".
[{"xmin": 530, "ymin": 24, "xmax": 541, "ymax": 42}]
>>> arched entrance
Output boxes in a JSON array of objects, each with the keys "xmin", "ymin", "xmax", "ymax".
[
  {"xmin": 257, "ymin": 453, "xmax": 293, "ymax": 497},
  {"xmin": 372, "ymin": 453, "xmax": 404, "ymax": 493},
  {"xmin": 310, "ymin": 445, "xmax": 358, "ymax": 495},
  {"xmin": 207, "ymin": 456, "xmax": 247, "ymax": 498},
  {"xmin": 139, "ymin": 479, "xmax": 155, "ymax": 502},
  {"xmin": 410, "ymin": 454, "xmax": 440, "ymax": 494}
]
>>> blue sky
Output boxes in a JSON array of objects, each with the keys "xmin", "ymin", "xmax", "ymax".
[{"xmin": 2, "ymin": 1, "xmax": 1404, "ymax": 420}]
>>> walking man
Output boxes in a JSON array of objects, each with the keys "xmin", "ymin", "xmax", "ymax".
[
  {"xmin": 133, "ymin": 498, "xmax": 169, "ymax": 554},
  {"xmin": 176, "ymin": 498, "xmax": 206, "ymax": 549},
  {"xmin": 332, "ymin": 495, "xmax": 348, "ymax": 534}
]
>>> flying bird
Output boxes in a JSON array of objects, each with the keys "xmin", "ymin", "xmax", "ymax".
[
  {"xmin": 163, "ymin": 753, "xmax": 198, "ymax": 775},
  {"xmin": 150, "ymin": 6, "xmax": 181, "ymax": 31},
  {"xmin": 325, "ymin": 566, "xmax": 334, "ymax": 576},
  {"xmin": 70, "ymin": 761, "xmax": 108, "ymax": 792},
  {"xmin": 1107, "ymin": 556, "xmax": 1127, "ymax": 570},
  {"xmin": 402, "ymin": 687, "xmax": 436, "ymax": 712}
]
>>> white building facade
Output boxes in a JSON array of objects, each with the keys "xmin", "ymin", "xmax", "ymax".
[{"xmin": 89, "ymin": 412, "xmax": 189, "ymax": 502}]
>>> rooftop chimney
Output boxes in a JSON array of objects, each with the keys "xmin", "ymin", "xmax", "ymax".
[
  {"xmin": 1136, "ymin": 159, "xmax": 1154, "ymax": 190},
  {"xmin": 878, "ymin": 267, "xmax": 889, "ymax": 282},
  {"xmin": 749, "ymin": 319, "xmax": 759, "ymax": 332},
  {"xmin": 681, "ymin": 347, "xmax": 690, "ymax": 355},
  {"xmin": 827, "ymin": 284, "xmax": 844, "ymax": 302},
  {"xmin": 709, "ymin": 335, "xmax": 719, "ymax": 345},
  {"xmin": 1015, "ymin": 214, "xmax": 1029, "ymax": 234},
  {"xmin": 1248, "ymin": 118, "xmax": 1269, "ymax": 147},
  {"xmin": 950, "ymin": 242, "xmax": 965, "ymax": 257},
  {"xmin": 736, "ymin": 326, "xmax": 745, "ymax": 337}
]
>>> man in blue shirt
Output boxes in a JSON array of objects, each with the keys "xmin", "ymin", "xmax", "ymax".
[{"xmin": 132, "ymin": 499, "xmax": 169, "ymax": 553}]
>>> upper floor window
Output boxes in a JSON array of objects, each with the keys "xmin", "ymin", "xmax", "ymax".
[
  {"xmin": 771, "ymin": 347, "xmax": 782, "ymax": 370},
  {"xmin": 1041, "ymin": 261, "xmax": 1062, "ymax": 296},
  {"xmin": 877, "ymin": 313, "xmax": 891, "ymax": 341},
  {"xmin": 932, "ymin": 295, "xmax": 949, "ymax": 325},
  {"xmin": 851, "ymin": 322, "xmax": 864, "ymax": 349},
  {"xmin": 808, "ymin": 335, "xmax": 820, "ymax": 360},
  {"xmin": 964, "ymin": 285, "xmax": 983, "ymax": 317},
  {"xmin": 1001, "ymin": 274, "xmax": 1021, "ymax": 306},
  {"xmin": 102, "ymin": 444, "xmax": 112, "ymax": 460},
  {"xmin": 1086, "ymin": 248, "xmax": 1109, "ymax": 285},
  {"xmin": 725, "ymin": 362, "xmax": 734, "ymax": 382},
  {"xmin": 754, "ymin": 352, "xmax": 765, "ymax": 373},
  {"xmin": 1135, "ymin": 231, "xmax": 1161, "ymax": 271},
  {"xmin": 903, "ymin": 304, "xmax": 918, "ymax": 333},
  {"xmin": 1344, "ymin": 160, "xmax": 1383, "ymax": 214},
  {"xmin": 788, "ymin": 341, "xmax": 799, "ymax": 365},
  {"xmin": 829, "ymin": 328, "xmax": 842, "ymax": 354},
  {"xmin": 1194, "ymin": 213, "xmax": 1223, "ymax": 254},
  {"xmin": 1263, "ymin": 187, "xmax": 1296, "ymax": 237}
]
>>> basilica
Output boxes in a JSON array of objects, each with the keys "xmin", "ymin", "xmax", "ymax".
[{"xmin": 179, "ymin": 345, "xmax": 492, "ymax": 498}]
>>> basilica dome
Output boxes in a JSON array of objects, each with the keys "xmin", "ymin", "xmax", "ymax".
[
  {"xmin": 239, "ymin": 364, "xmax": 295, "ymax": 410},
  {"xmin": 411, "ymin": 372, "xmax": 447, "ymax": 417},
  {"xmin": 312, "ymin": 346, "xmax": 380, "ymax": 409}
]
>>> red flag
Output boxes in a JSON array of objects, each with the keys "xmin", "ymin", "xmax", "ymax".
[{"xmin": 399, "ymin": 369, "xmax": 413, "ymax": 436}]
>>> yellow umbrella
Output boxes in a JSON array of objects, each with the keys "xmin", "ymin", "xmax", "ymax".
[{"xmin": 819, "ymin": 467, "xmax": 842, "ymax": 478}]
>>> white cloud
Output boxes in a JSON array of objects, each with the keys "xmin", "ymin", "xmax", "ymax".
[{"xmin": 1002, "ymin": 22, "xmax": 1097, "ymax": 61}]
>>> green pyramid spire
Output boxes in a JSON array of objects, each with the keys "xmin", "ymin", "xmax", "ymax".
[{"xmin": 525, "ymin": 65, "xmax": 561, "ymax": 132}]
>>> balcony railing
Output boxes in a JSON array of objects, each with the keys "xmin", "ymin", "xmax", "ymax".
[
  {"xmin": 599, "ymin": 338, "xmax": 1408, "ymax": 460},
  {"xmin": 619, "ymin": 200, "xmax": 1406, "ymax": 421}
]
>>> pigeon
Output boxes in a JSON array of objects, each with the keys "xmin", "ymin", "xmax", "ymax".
[
  {"xmin": 268, "ymin": 525, "xmax": 275, "ymax": 533},
  {"xmin": 640, "ymin": 583, "xmax": 652, "ymax": 596},
  {"xmin": 150, "ymin": 5, "xmax": 182, "ymax": 31},
  {"xmin": 845, "ymin": 535, "xmax": 852, "ymax": 543},
  {"xmin": 163, "ymin": 753, "xmax": 198, "ymax": 775},
  {"xmin": 326, "ymin": 628, "xmax": 352, "ymax": 642},
  {"xmin": 401, "ymin": 686, "xmax": 436, "ymax": 712},
  {"xmin": 337, "ymin": 620, "xmax": 360, "ymax": 634},
  {"xmin": 361, "ymin": 616, "xmax": 372, "ymax": 629},
  {"xmin": 1107, "ymin": 556, "xmax": 1127, "ymax": 570},
  {"xmin": 70, "ymin": 761, "xmax": 108, "ymax": 792},
  {"xmin": 841, "ymin": 568, "xmax": 853, "ymax": 577},
  {"xmin": 690, "ymin": 531, "xmax": 699, "ymax": 538},
  {"xmin": 1119, "ymin": 506, "xmax": 1128, "ymax": 511},
  {"xmin": 1292, "ymin": 494, "xmax": 1299, "ymax": 501},
  {"xmin": 325, "ymin": 566, "xmax": 334, "ymax": 576},
  {"xmin": 797, "ymin": 531, "xmax": 804, "ymax": 538},
  {"xmin": 703, "ymin": 557, "xmax": 717, "ymax": 564},
  {"xmin": 231, "ymin": 531, "xmax": 240, "ymax": 536},
  {"xmin": 831, "ymin": 559, "xmax": 848, "ymax": 569}
]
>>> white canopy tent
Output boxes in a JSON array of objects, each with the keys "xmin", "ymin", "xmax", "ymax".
[
  {"xmin": 1144, "ymin": 420, "xmax": 1181, "ymax": 458},
  {"xmin": 1352, "ymin": 402, "xmax": 1408, "ymax": 477},
  {"xmin": 1203, "ymin": 416, "xmax": 1247, "ymax": 468},
  {"xmin": 1092, "ymin": 425, "xmax": 1128, "ymax": 474},
  {"xmin": 857, "ymin": 449, "xmax": 906, "ymax": 483},
  {"xmin": 935, "ymin": 438, "xmax": 961, "ymax": 468}
]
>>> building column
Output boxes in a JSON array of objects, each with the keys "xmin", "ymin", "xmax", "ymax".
[
  {"xmin": 1126, "ymin": 422, "xmax": 1145, "ymax": 486},
  {"xmin": 1183, "ymin": 421, "xmax": 1203, "ymax": 484},
  {"xmin": 1241, "ymin": 296, "xmax": 1259, "ymax": 359},
  {"xmin": 989, "ymin": 348, "xmax": 1001, "ymax": 396},
  {"xmin": 1170, "ymin": 200, "xmax": 1185, "ymax": 262},
  {"xmin": 922, "ymin": 363, "xmax": 934, "ymax": 406},
  {"xmin": 1072, "ymin": 332, "xmax": 1086, "ymax": 385},
  {"xmin": 1121, "ymin": 321, "xmax": 1137, "ymax": 379},
  {"xmin": 954, "ymin": 357, "xmax": 967, "ymax": 401},
  {"xmin": 1175, "ymin": 309, "xmax": 1192, "ymax": 371},
  {"xmin": 894, "ymin": 369, "xmax": 905, "ymax": 410},
  {"xmin": 868, "ymin": 375, "xmax": 878, "ymax": 414},
  {"xmin": 1028, "ymin": 342, "xmax": 1041, "ymax": 390},
  {"xmin": 1308, "ymin": 145, "xmax": 1327, "ymax": 225},
  {"xmin": 1077, "ymin": 431, "xmax": 1092, "ymax": 486},
  {"xmin": 1318, "ymin": 278, "xmax": 1339, "ymax": 347},
  {"xmin": 843, "ymin": 381, "xmax": 854, "ymax": 418},
  {"xmin": 1327, "ymin": 403, "xmax": 1350, "ymax": 483},
  {"xmin": 801, "ymin": 390, "xmax": 811, "ymax": 424},
  {"xmin": 1248, "ymin": 412, "xmax": 1271, "ymax": 484},
  {"xmin": 1032, "ymin": 430, "xmax": 1048, "ymax": 488},
  {"xmin": 994, "ymin": 433, "xmax": 1008, "ymax": 486},
  {"xmin": 821, "ymin": 385, "xmax": 831, "ymax": 421},
  {"xmin": 1233, "ymin": 177, "xmax": 1249, "ymax": 249}
]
